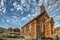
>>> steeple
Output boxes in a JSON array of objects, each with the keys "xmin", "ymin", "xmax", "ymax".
[{"xmin": 40, "ymin": 0, "xmax": 46, "ymax": 14}]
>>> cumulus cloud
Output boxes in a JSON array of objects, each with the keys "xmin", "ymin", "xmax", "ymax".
[
  {"xmin": 13, "ymin": 2, "xmax": 17, "ymax": 6},
  {"xmin": 10, "ymin": 8, "xmax": 14, "ymax": 11},
  {"xmin": 27, "ymin": 14, "xmax": 31, "ymax": 17},
  {"xmin": 13, "ymin": 3, "xmax": 23, "ymax": 11},
  {"xmin": 0, "ymin": 0, "xmax": 6, "ymax": 15},
  {"xmin": 0, "ymin": 0, "xmax": 4, "ymax": 6},
  {"xmin": 3, "ymin": 17, "xmax": 21, "ymax": 28},
  {"xmin": 12, "ymin": 16, "xmax": 18, "ymax": 19},
  {"xmin": 0, "ymin": 0, "xmax": 60, "ymax": 28},
  {"xmin": 38, "ymin": 0, "xmax": 44, "ymax": 6},
  {"xmin": 21, "ymin": 17, "xmax": 27, "ymax": 20},
  {"xmin": 47, "ymin": 0, "xmax": 60, "ymax": 13},
  {"xmin": 21, "ymin": 0, "xmax": 26, "ymax": 4},
  {"xmin": 6, "ymin": 20, "xmax": 10, "ymax": 22},
  {"xmin": 21, "ymin": 12, "xmax": 24, "ymax": 14},
  {"xmin": 55, "ymin": 16, "xmax": 60, "ymax": 22},
  {"xmin": 1, "ymin": 19, "xmax": 5, "ymax": 22}
]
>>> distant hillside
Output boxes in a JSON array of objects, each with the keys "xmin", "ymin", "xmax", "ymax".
[
  {"xmin": 0, "ymin": 27, "xmax": 6, "ymax": 30},
  {"xmin": 0, "ymin": 27, "xmax": 6, "ymax": 33}
]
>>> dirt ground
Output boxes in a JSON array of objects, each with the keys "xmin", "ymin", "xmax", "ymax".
[{"xmin": 0, "ymin": 38, "xmax": 25, "ymax": 40}]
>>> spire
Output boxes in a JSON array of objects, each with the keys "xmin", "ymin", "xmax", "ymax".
[{"xmin": 40, "ymin": 0, "xmax": 46, "ymax": 14}]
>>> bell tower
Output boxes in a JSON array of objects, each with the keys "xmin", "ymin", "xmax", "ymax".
[
  {"xmin": 40, "ymin": 0, "xmax": 46, "ymax": 14},
  {"xmin": 40, "ymin": 5, "xmax": 46, "ymax": 13}
]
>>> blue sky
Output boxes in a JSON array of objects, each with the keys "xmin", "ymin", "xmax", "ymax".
[{"xmin": 0, "ymin": 0, "xmax": 60, "ymax": 28}]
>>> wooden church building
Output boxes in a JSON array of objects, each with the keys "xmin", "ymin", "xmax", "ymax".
[{"xmin": 20, "ymin": 5, "xmax": 55, "ymax": 38}]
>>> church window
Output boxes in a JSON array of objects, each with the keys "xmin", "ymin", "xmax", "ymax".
[
  {"xmin": 30, "ymin": 23, "xmax": 32, "ymax": 33},
  {"xmin": 40, "ymin": 22, "xmax": 43, "ymax": 33}
]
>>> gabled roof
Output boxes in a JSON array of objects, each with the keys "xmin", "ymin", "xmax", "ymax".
[{"xmin": 21, "ymin": 5, "xmax": 50, "ymax": 29}]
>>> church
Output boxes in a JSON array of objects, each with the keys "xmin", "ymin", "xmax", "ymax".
[{"xmin": 20, "ymin": 5, "xmax": 55, "ymax": 38}]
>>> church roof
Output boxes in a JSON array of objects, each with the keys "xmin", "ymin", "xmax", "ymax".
[{"xmin": 21, "ymin": 5, "xmax": 50, "ymax": 29}]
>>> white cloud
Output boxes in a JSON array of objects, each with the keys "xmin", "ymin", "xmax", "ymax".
[
  {"xmin": 55, "ymin": 16, "xmax": 60, "ymax": 19},
  {"xmin": 15, "ymin": 20, "xmax": 21, "ymax": 24},
  {"xmin": 27, "ymin": 14, "xmax": 31, "ymax": 17},
  {"xmin": 54, "ymin": 15, "xmax": 60, "ymax": 24},
  {"xmin": 21, "ymin": 17, "xmax": 27, "ymax": 20},
  {"xmin": 1, "ymin": 19, "xmax": 5, "ymax": 22},
  {"xmin": 10, "ymin": 8, "xmax": 14, "ymax": 11},
  {"xmin": 16, "ymin": 5, "xmax": 23, "ymax": 11},
  {"xmin": 15, "ymin": 20, "xmax": 18, "ymax": 22},
  {"xmin": 51, "ymin": 7, "xmax": 60, "ymax": 15},
  {"xmin": 3, "ymin": 8, "xmax": 6, "ymax": 13},
  {"xmin": 12, "ymin": 16, "xmax": 18, "ymax": 19},
  {"xmin": 0, "ymin": 9, "xmax": 2, "ymax": 11},
  {"xmin": 13, "ymin": 2, "xmax": 17, "ymax": 6},
  {"xmin": 1, "ymin": 0, "xmax": 4, "ymax": 6},
  {"xmin": 0, "ymin": 7, "xmax": 6, "ymax": 15},
  {"xmin": 6, "ymin": 20, "xmax": 10, "ymax": 22},
  {"xmin": 21, "ymin": 12, "xmax": 23, "ymax": 14},
  {"xmin": 38, "ymin": 0, "xmax": 44, "ymax": 6},
  {"xmin": 21, "ymin": 0, "xmax": 26, "ymax": 4},
  {"xmin": 13, "ymin": 2, "xmax": 23, "ymax": 11},
  {"xmin": 34, "ymin": 7, "xmax": 40, "ymax": 14},
  {"xmin": 46, "ymin": 0, "xmax": 60, "ymax": 18},
  {"xmin": 53, "ymin": 14, "xmax": 57, "ymax": 17},
  {"xmin": 0, "ymin": 0, "xmax": 6, "ymax": 14},
  {"xmin": 32, "ymin": 13, "xmax": 40, "ymax": 17},
  {"xmin": 24, "ymin": 5, "xmax": 30, "ymax": 11},
  {"xmin": 0, "ymin": 0, "xmax": 60, "ymax": 28}
]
